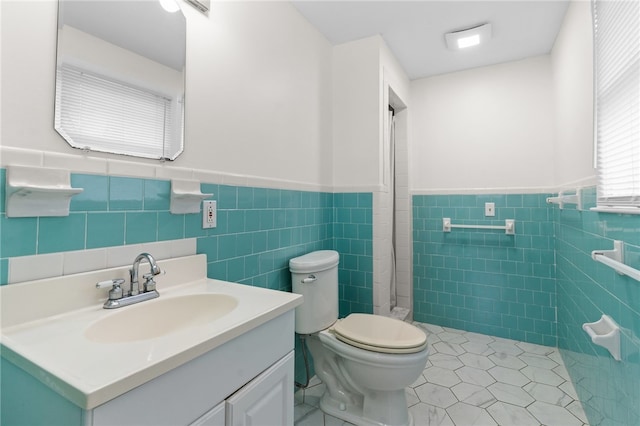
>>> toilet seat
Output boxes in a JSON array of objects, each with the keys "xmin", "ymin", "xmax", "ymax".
[{"xmin": 331, "ymin": 313, "xmax": 427, "ymax": 354}]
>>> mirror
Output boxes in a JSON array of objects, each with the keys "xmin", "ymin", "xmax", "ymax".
[{"xmin": 54, "ymin": 0, "xmax": 186, "ymax": 160}]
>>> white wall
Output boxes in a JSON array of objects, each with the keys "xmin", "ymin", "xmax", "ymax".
[
  {"xmin": 332, "ymin": 36, "xmax": 381, "ymax": 190},
  {"xmin": 551, "ymin": 0, "xmax": 595, "ymax": 188},
  {"xmin": 410, "ymin": 55, "xmax": 556, "ymax": 193},
  {"xmin": 331, "ymin": 34, "xmax": 411, "ymax": 191},
  {"xmin": 329, "ymin": 34, "xmax": 415, "ymax": 316},
  {"xmin": 383, "ymin": 41, "xmax": 413, "ymax": 317},
  {"xmin": 1, "ymin": 1, "xmax": 333, "ymax": 188},
  {"xmin": 58, "ymin": 25, "xmax": 184, "ymax": 97},
  {"xmin": 374, "ymin": 39, "xmax": 413, "ymax": 317}
]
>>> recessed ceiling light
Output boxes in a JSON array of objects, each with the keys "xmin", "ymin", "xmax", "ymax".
[
  {"xmin": 457, "ymin": 34, "xmax": 480, "ymax": 49},
  {"xmin": 445, "ymin": 23, "xmax": 492, "ymax": 51}
]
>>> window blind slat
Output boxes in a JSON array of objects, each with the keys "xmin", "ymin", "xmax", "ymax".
[
  {"xmin": 594, "ymin": 0, "xmax": 640, "ymax": 207},
  {"xmin": 55, "ymin": 64, "xmax": 175, "ymax": 159}
]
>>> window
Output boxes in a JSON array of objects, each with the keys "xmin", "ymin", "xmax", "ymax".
[
  {"xmin": 55, "ymin": 64, "xmax": 177, "ymax": 160},
  {"xmin": 593, "ymin": 0, "xmax": 640, "ymax": 211}
]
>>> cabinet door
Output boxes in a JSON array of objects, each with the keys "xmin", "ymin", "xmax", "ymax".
[
  {"xmin": 190, "ymin": 402, "xmax": 225, "ymax": 426},
  {"xmin": 226, "ymin": 352, "xmax": 294, "ymax": 426}
]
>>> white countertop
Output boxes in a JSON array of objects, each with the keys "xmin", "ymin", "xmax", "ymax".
[{"xmin": 0, "ymin": 255, "xmax": 302, "ymax": 409}]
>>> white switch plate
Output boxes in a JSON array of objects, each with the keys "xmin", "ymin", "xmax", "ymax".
[
  {"xmin": 485, "ymin": 202, "xmax": 495, "ymax": 217},
  {"xmin": 203, "ymin": 200, "xmax": 217, "ymax": 228}
]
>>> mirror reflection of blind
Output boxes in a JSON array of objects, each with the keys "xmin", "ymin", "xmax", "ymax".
[
  {"xmin": 594, "ymin": 0, "xmax": 640, "ymax": 208},
  {"xmin": 55, "ymin": 64, "xmax": 174, "ymax": 159}
]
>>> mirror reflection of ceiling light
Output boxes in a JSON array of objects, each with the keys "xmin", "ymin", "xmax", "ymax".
[
  {"xmin": 445, "ymin": 23, "xmax": 492, "ymax": 50},
  {"xmin": 159, "ymin": 0, "xmax": 180, "ymax": 13}
]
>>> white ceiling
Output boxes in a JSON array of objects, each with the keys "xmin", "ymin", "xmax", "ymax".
[{"xmin": 291, "ymin": 1, "xmax": 570, "ymax": 80}]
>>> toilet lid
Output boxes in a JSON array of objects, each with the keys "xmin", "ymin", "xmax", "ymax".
[{"xmin": 332, "ymin": 313, "xmax": 427, "ymax": 354}]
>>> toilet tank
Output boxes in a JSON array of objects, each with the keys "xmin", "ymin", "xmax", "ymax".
[{"xmin": 289, "ymin": 250, "xmax": 339, "ymax": 334}]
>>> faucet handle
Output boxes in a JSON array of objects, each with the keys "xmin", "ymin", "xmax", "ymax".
[
  {"xmin": 96, "ymin": 279, "xmax": 125, "ymax": 301},
  {"xmin": 143, "ymin": 275, "xmax": 156, "ymax": 292},
  {"xmin": 142, "ymin": 270, "xmax": 164, "ymax": 292},
  {"xmin": 96, "ymin": 278, "xmax": 126, "ymax": 289}
]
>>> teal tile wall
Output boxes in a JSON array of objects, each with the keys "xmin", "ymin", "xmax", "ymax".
[
  {"xmin": 0, "ymin": 173, "xmax": 189, "ymax": 260},
  {"xmin": 413, "ymin": 193, "xmax": 557, "ymax": 346},
  {"xmin": 1, "ymin": 357, "xmax": 83, "ymax": 426},
  {"xmin": 0, "ymin": 259, "xmax": 7, "ymax": 286},
  {"xmin": 0, "ymin": 168, "xmax": 374, "ymax": 415},
  {"xmin": 0, "ymin": 171, "xmax": 373, "ymax": 307},
  {"xmin": 555, "ymin": 187, "xmax": 640, "ymax": 426},
  {"xmin": 195, "ymin": 185, "xmax": 335, "ymax": 292},
  {"xmin": 334, "ymin": 193, "xmax": 374, "ymax": 316}
]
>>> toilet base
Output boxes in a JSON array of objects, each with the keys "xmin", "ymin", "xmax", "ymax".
[{"xmin": 319, "ymin": 391, "xmax": 414, "ymax": 426}]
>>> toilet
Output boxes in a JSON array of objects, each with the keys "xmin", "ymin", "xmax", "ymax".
[{"xmin": 290, "ymin": 250, "xmax": 429, "ymax": 426}]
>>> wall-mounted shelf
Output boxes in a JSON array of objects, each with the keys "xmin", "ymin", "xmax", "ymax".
[
  {"xmin": 443, "ymin": 218, "xmax": 515, "ymax": 235},
  {"xmin": 5, "ymin": 165, "xmax": 83, "ymax": 217},
  {"xmin": 546, "ymin": 188, "xmax": 583, "ymax": 210},
  {"xmin": 592, "ymin": 240, "xmax": 640, "ymax": 282},
  {"xmin": 170, "ymin": 179, "xmax": 213, "ymax": 214}
]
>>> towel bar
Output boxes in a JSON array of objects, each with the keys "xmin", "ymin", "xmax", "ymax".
[
  {"xmin": 442, "ymin": 218, "xmax": 515, "ymax": 235},
  {"xmin": 592, "ymin": 240, "xmax": 640, "ymax": 282}
]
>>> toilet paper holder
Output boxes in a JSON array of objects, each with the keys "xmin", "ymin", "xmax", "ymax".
[{"xmin": 582, "ymin": 314, "xmax": 621, "ymax": 361}]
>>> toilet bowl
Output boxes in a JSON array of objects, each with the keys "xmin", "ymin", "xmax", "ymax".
[{"xmin": 290, "ymin": 250, "xmax": 429, "ymax": 426}]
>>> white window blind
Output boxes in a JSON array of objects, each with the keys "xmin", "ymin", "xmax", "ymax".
[
  {"xmin": 55, "ymin": 64, "xmax": 174, "ymax": 159},
  {"xmin": 593, "ymin": 0, "xmax": 640, "ymax": 209}
]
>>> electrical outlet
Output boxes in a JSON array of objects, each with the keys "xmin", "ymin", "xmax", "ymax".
[
  {"xmin": 203, "ymin": 200, "xmax": 216, "ymax": 228},
  {"xmin": 485, "ymin": 202, "xmax": 495, "ymax": 217}
]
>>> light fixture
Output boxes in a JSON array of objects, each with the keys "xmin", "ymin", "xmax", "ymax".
[
  {"xmin": 159, "ymin": 0, "xmax": 180, "ymax": 13},
  {"xmin": 445, "ymin": 23, "xmax": 492, "ymax": 50},
  {"xmin": 185, "ymin": 0, "xmax": 210, "ymax": 15}
]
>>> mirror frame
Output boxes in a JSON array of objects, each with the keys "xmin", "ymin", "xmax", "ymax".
[{"xmin": 53, "ymin": 0, "xmax": 186, "ymax": 161}]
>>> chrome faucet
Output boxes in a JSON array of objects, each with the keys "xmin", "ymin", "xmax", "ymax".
[
  {"xmin": 96, "ymin": 252, "xmax": 162, "ymax": 309},
  {"xmin": 130, "ymin": 252, "xmax": 162, "ymax": 295}
]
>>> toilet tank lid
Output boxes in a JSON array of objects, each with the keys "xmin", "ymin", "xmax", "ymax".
[{"xmin": 289, "ymin": 250, "xmax": 339, "ymax": 273}]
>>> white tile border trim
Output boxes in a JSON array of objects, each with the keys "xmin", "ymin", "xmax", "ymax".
[
  {"xmin": 411, "ymin": 187, "xmax": 557, "ymax": 195},
  {"xmin": 8, "ymin": 238, "xmax": 197, "ymax": 285},
  {"xmin": 411, "ymin": 176, "xmax": 597, "ymax": 196},
  {"xmin": 1, "ymin": 147, "xmax": 334, "ymax": 193}
]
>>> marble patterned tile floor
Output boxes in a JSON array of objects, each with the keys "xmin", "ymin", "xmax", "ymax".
[{"xmin": 294, "ymin": 322, "xmax": 589, "ymax": 426}]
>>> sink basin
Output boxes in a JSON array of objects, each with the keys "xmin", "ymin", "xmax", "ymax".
[{"xmin": 85, "ymin": 294, "xmax": 238, "ymax": 343}]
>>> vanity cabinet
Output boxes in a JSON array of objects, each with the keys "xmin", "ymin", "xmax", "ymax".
[
  {"xmin": 190, "ymin": 402, "xmax": 225, "ymax": 426},
  {"xmin": 1, "ymin": 255, "xmax": 302, "ymax": 426},
  {"xmin": 192, "ymin": 351, "xmax": 294, "ymax": 426},
  {"xmin": 89, "ymin": 311, "xmax": 295, "ymax": 426}
]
